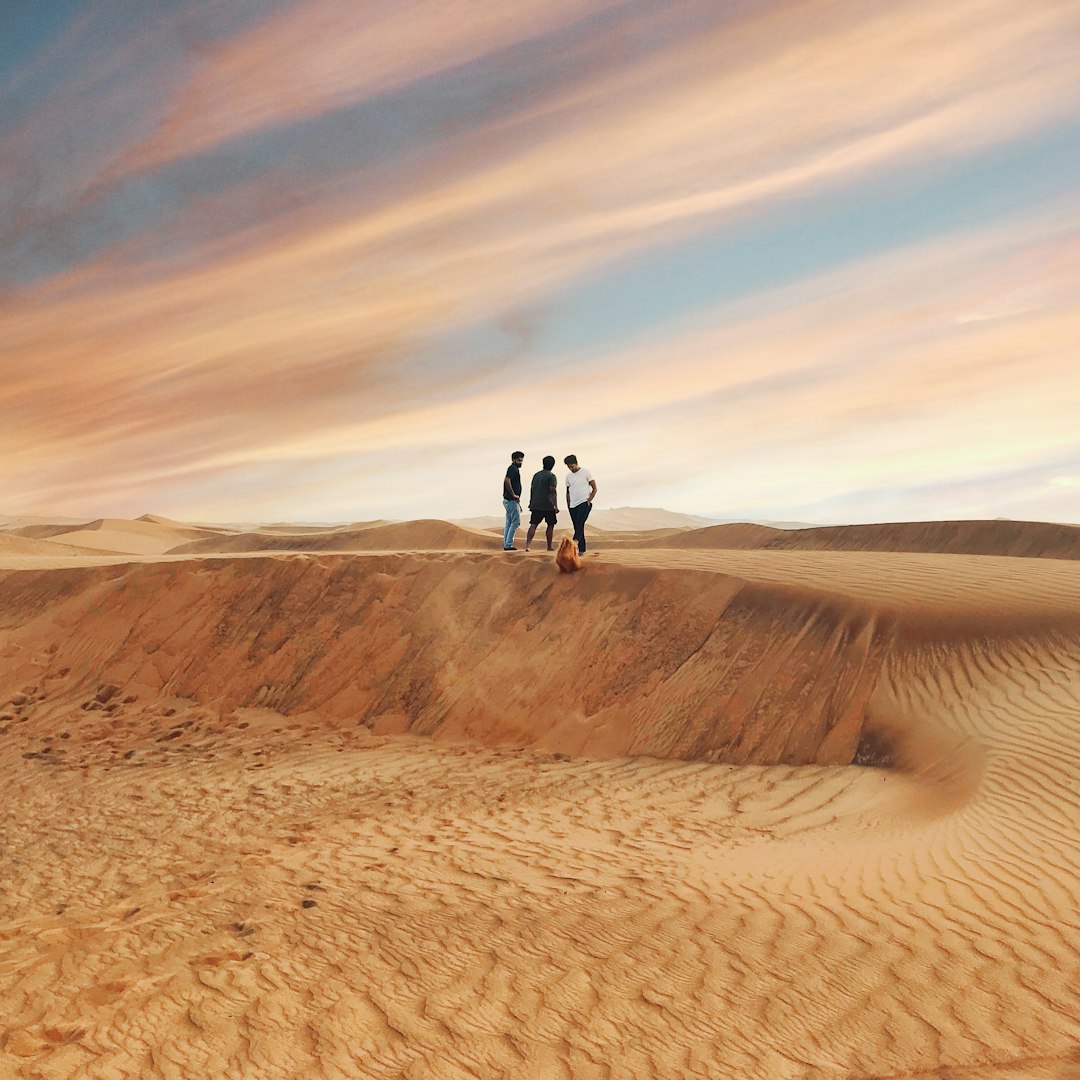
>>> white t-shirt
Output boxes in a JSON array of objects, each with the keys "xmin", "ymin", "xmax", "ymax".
[{"xmin": 565, "ymin": 467, "xmax": 594, "ymax": 509}]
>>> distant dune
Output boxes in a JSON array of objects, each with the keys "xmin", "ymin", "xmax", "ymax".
[
  {"xmin": 168, "ymin": 518, "xmax": 492, "ymax": 555},
  {"xmin": 626, "ymin": 518, "xmax": 1080, "ymax": 559},
  {"xmin": 587, "ymin": 506, "xmax": 717, "ymax": 531},
  {"xmin": 0, "ymin": 532, "xmax": 113, "ymax": 558},
  {"xmin": 0, "ymin": 515, "xmax": 91, "ymax": 530},
  {"xmin": 36, "ymin": 517, "xmax": 225, "ymax": 556},
  {"xmin": 257, "ymin": 519, "xmax": 393, "ymax": 534},
  {"xmin": 5, "ymin": 522, "xmax": 96, "ymax": 541},
  {"xmin": 454, "ymin": 506, "xmax": 717, "ymax": 532},
  {"xmin": 625, "ymin": 522, "xmax": 783, "ymax": 549}
]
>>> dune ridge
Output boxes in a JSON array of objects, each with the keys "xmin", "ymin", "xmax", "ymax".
[
  {"xmin": 0, "ymin": 554, "xmax": 899, "ymax": 766},
  {"xmin": 0, "ymin": 533, "xmax": 121, "ymax": 558},
  {"xmin": 22, "ymin": 517, "xmax": 227, "ymax": 556},
  {"xmin": 626, "ymin": 518, "xmax": 1080, "ymax": 559},
  {"xmin": 168, "ymin": 519, "xmax": 491, "ymax": 555}
]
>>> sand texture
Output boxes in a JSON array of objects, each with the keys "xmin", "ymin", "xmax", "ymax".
[{"xmin": 1, "ymin": 516, "xmax": 1079, "ymax": 1079}]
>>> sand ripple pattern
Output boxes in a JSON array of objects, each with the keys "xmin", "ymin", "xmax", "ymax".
[{"xmin": 1, "ymin": 548, "xmax": 1079, "ymax": 1078}]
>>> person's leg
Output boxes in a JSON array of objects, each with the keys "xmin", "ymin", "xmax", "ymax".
[
  {"xmin": 503, "ymin": 499, "xmax": 520, "ymax": 549},
  {"xmin": 545, "ymin": 522, "xmax": 554, "ymax": 549},
  {"xmin": 568, "ymin": 503, "xmax": 584, "ymax": 551},
  {"xmin": 577, "ymin": 502, "xmax": 592, "ymax": 553},
  {"xmin": 525, "ymin": 522, "xmax": 538, "ymax": 550}
]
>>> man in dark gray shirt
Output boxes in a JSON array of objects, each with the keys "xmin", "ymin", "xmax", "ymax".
[{"xmin": 525, "ymin": 455, "xmax": 559, "ymax": 552}]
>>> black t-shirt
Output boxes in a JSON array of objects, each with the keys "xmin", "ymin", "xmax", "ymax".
[
  {"xmin": 529, "ymin": 469, "xmax": 557, "ymax": 510},
  {"xmin": 504, "ymin": 462, "xmax": 522, "ymax": 499}
]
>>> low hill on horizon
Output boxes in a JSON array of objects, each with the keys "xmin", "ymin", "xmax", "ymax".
[
  {"xmin": 3, "ymin": 512, "xmax": 1076, "ymax": 562},
  {"xmin": 168, "ymin": 518, "xmax": 491, "ymax": 555},
  {"xmin": 624, "ymin": 518, "xmax": 1080, "ymax": 560},
  {"xmin": 454, "ymin": 506, "xmax": 723, "ymax": 532}
]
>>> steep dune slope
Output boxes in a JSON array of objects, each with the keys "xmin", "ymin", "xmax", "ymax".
[{"xmin": 0, "ymin": 554, "xmax": 890, "ymax": 765}]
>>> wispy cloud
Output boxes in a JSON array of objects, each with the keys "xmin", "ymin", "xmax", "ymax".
[{"xmin": 1, "ymin": 0, "xmax": 1077, "ymax": 520}]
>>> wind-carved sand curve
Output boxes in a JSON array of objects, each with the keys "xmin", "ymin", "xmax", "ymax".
[{"xmin": 0, "ymin": 519, "xmax": 1078, "ymax": 1078}]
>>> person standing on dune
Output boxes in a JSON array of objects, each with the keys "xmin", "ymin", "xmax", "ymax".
[
  {"xmin": 564, "ymin": 454, "xmax": 597, "ymax": 555},
  {"xmin": 502, "ymin": 451, "xmax": 524, "ymax": 551},
  {"xmin": 525, "ymin": 455, "xmax": 559, "ymax": 552}
]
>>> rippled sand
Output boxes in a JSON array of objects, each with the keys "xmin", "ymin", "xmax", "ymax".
[{"xmin": 1, "ymin": 517, "xmax": 1078, "ymax": 1078}]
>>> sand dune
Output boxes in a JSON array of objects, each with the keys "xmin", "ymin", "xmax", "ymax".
[
  {"xmin": 628, "ymin": 518, "xmax": 1080, "ymax": 559},
  {"xmin": 0, "ymin": 554, "xmax": 888, "ymax": 763},
  {"xmin": 5, "ymin": 522, "xmax": 96, "ymax": 541},
  {"xmin": 37, "ymin": 517, "xmax": 226, "ymax": 556},
  {"xmin": 0, "ymin": 516, "xmax": 91, "ymax": 531},
  {"xmin": 257, "ymin": 519, "xmax": 393, "ymax": 534},
  {"xmin": 1, "ymin": 521, "xmax": 1079, "ymax": 1078},
  {"xmin": 623, "ymin": 521, "xmax": 783, "ymax": 549},
  {"xmin": 454, "ymin": 507, "xmax": 715, "ymax": 533},
  {"xmin": 0, "ymin": 532, "xmax": 114, "ymax": 558},
  {"xmin": 587, "ymin": 506, "xmax": 716, "ymax": 531},
  {"xmin": 167, "ymin": 518, "xmax": 493, "ymax": 555}
]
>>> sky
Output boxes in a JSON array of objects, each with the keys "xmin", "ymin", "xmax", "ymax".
[{"xmin": 2, "ymin": 0, "xmax": 1079, "ymax": 525}]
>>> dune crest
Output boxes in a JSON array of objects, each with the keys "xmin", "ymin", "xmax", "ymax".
[
  {"xmin": 0, "ymin": 553, "xmax": 894, "ymax": 765},
  {"xmin": 628, "ymin": 518, "xmax": 1080, "ymax": 559},
  {"xmin": 168, "ymin": 518, "xmax": 491, "ymax": 555}
]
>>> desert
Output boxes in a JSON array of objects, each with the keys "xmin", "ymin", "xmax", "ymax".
[
  {"xmin": 6, "ymin": 0, "xmax": 1080, "ymax": 1075},
  {"xmin": 1, "ymin": 513, "xmax": 1078, "ymax": 1079}
]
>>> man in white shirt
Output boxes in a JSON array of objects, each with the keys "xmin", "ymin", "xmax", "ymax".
[{"xmin": 563, "ymin": 454, "xmax": 597, "ymax": 555}]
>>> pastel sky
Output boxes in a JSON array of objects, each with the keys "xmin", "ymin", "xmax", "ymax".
[{"xmin": 3, "ymin": 0, "xmax": 1079, "ymax": 524}]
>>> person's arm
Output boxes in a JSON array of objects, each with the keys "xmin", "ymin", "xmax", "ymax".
[
  {"xmin": 548, "ymin": 476, "xmax": 558, "ymax": 511},
  {"xmin": 504, "ymin": 472, "xmax": 519, "ymax": 501},
  {"xmin": 587, "ymin": 478, "xmax": 597, "ymax": 504}
]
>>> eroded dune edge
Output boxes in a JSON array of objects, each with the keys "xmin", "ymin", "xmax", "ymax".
[
  {"xmin": 1, "ymin": 547, "xmax": 1079, "ymax": 1078},
  {"xmin": 0, "ymin": 554, "xmax": 893, "ymax": 766}
]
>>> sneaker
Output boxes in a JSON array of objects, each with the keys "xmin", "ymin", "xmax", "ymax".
[{"xmin": 503, "ymin": 546, "xmax": 517, "ymax": 551}]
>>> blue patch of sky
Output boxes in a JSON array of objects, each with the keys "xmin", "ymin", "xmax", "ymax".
[
  {"xmin": 0, "ymin": 0, "xmax": 82, "ymax": 80},
  {"xmin": 527, "ymin": 121, "xmax": 1080, "ymax": 360},
  {"xmin": 0, "ymin": 0, "xmax": 84, "ymax": 122},
  {"xmin": 3, "ymin": 0, "xmax": 689, "ymax": 286}
]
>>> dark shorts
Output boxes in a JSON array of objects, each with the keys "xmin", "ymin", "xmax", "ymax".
[{"xmin": 529, "ymin": 508, "xmax": 558, "ymax": 527}]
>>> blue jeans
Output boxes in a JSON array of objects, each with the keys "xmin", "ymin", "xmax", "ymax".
[
  {"xmin": 568, "ymin": 501, "xmax": 591, "ymax": 553},
  {"xmin": 502, "ymin": 499, "xmax": 520, "ymax": 548}
]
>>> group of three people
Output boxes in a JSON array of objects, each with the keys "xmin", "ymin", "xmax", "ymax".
[{"xmin": 502, "ymin": 452, "xmax": 597, "ymax": 554}]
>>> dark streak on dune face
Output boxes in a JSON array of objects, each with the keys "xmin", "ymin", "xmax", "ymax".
[{"xmin": 0, "ymin": 554, "xmax": 896, "ymax": 766}]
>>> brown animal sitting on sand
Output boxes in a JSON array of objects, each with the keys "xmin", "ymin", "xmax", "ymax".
[{"xmin": 555, "ymin": 535, "xmax": 583, "ymax": 573}]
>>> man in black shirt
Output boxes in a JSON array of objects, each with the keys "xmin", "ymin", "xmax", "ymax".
[
  {"xmin": 502, "ymin": 451, "xmax": 524, "ymax": 550},
  {"xmin": 525, "ymin": 455, "xmax": 559, "ymax": 552}
]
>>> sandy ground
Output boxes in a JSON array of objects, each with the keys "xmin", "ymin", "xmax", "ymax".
[{"xmin": 1, "ymin": 516, "xmax": 1078, "ymax": 1078}]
